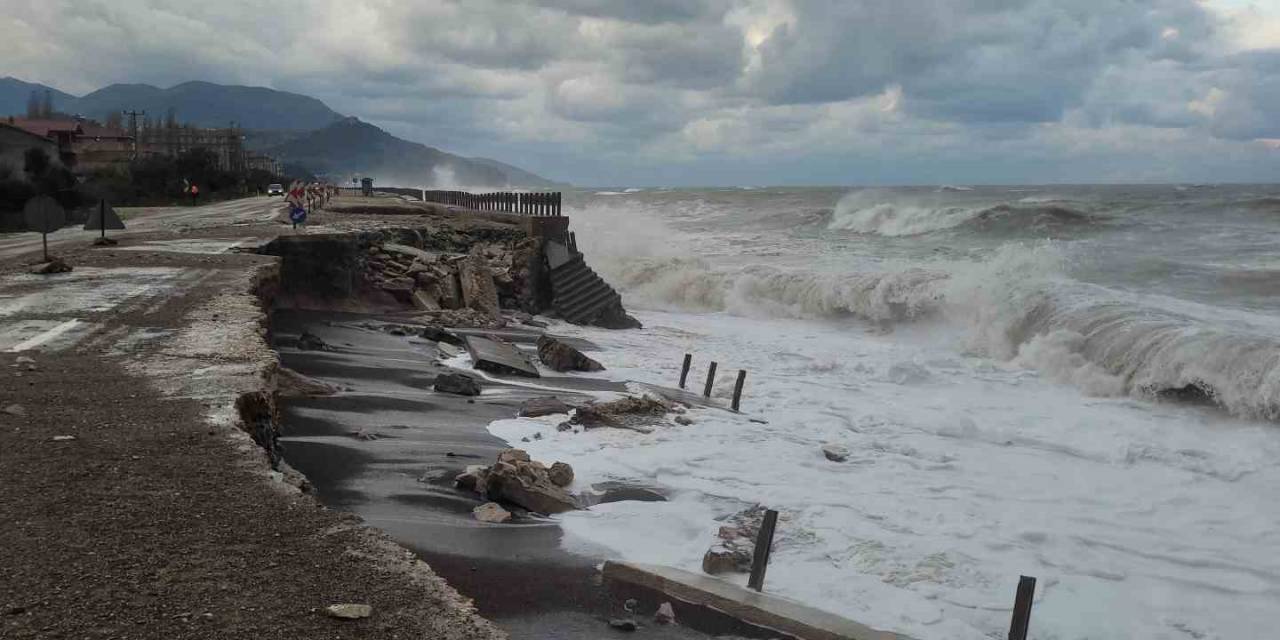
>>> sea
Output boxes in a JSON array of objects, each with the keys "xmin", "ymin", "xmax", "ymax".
[{"xmin": 484, "ymin": 184, "xmax": 1280, "ymax": 639}]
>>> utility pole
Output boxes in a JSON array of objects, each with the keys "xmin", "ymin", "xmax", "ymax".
[{"xmin": 123, "ymin": 110, "xmax": 145, "ymax": 160}]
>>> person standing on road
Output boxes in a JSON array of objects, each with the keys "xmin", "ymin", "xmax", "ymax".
[{"xmin": 190, "ymin": 184, "xmax": 200, "ymax": 206}]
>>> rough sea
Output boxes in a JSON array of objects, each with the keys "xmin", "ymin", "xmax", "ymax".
[{"xmin": 485, "ymin": 184, "xmax": 1280, "ymax": 639}]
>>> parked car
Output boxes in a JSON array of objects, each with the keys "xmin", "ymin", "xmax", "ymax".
[{"xmin": 267, "ymin": 183, "xmax": 284, "ymax": 196}]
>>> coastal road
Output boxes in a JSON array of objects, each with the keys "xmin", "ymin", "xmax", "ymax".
[{"xmin": 0, "ymin": 196, "xmax": 283, "ymax": 263}]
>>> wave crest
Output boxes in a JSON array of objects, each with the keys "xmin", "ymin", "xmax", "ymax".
[{"xmin": 827, "ymin": 190, "xmax": 1095, "ymax": 236}]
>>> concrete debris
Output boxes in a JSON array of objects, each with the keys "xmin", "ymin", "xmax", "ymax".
[
  {"xmin": 654, "ymin": 602, "xmax": 676, "ymax": 625},
  {"xmin": 572, "ymin": 395, "xmax": 670, "ymax": 431},
  {"xmin": 821, "ymin": 443, "xmax": 850, "ymax": 462},
  {"xmin": 518, "ymin": 396, "xmax": 572, "ymax": 418},
  {"xmin": 51, "ymin": 435, "xmax": 75, "ymax": 442},
  {"xmin": 15, "ymin": 356, "xmax": 35, "ymax": 365},
  {"xmin": 536, "ymin": 335, "xmax": 604, "ymax": 372},
  {"xmin": 419, "ymin": 325, "xmax": 465, "ymax": 346},
  {"xmin": 433, "ymin": 373, "xmax": 481, "ymax": 396},
  {"xmin": 3, "ymin": 404, "xmax": 26, "ymax": 417},
  {"xmin": 92, "ymin": 237, "xmax": 119, "ymax": 246},
  {"xmin": 674, "ymin": 415, "xmax": 694, "ymax": 426},
  {"xmin": 323, "ymin": 603, "xmax": 373, "ymax": 620},
  {"xmin": 29, "ymin": 258, "xmax": 72, "ymax": 275},
  {"xmin": 473, "ymin": 502, "xmax": 512, "ymax": 524}
]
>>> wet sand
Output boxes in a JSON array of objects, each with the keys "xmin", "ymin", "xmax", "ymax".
[{"xmin": 273, "ymin": 309, "xmax": 737, "ymax": 639}]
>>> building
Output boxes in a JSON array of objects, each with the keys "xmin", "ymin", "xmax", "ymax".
[
  {"xmin": 6, "ymin": 117, "xmax": 134, "ymax": 173},
  {"xmin": 0, "ymin": 120, "xmax": 61, "ymax": 176}
]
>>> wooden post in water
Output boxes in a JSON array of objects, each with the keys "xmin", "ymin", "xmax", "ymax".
[
  {"xmin": 747, "ymin": 509, "xmax": 779, "ymax": 592},
  {"xmin": 1008, "ymin": 576, "xmax": 1036, "ymax": 640},
  {"xmin": 704, "ymin": 361, "xmax": 718, "ymax": 398},
  {"xmin": 679, "ymin": 354, "xmax": 692, "ymax": 389},
  {"xmin": 731, "ymin": 370, "xmax": 747, "ymax": 411}
]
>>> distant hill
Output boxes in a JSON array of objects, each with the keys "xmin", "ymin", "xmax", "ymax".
[
  {"xmin": 0, "ymin": 77, "xmax": 76, "ymax": 116},
  {"xmin": 469, "ymin": 156, "xmax": 566, "ymax": 188},
  {"xmin": 68, "ymin": 81, "xmax": 343, "ymax": 130},
  {"xmin": 267, "ymin": 118, "xmax": 556, "ymax": 188},
  {"xmin": 1, "ymin": 78, "xmax": 560, "ymax": 187}
]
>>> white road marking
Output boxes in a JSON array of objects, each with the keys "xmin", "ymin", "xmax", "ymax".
[{"xmin": 8, "ymin": 319, "xmax": 82, "ymax": 352}]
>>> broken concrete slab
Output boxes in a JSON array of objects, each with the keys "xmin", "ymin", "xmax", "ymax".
[
  {"xmin": 464, "ymin": 335, "xmax": 540, "ymax": 378},
  {"xmin": 603, "ymin": 561, "xmax": 912, "ymax": 640}
]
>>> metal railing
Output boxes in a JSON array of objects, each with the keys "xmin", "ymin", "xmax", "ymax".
[{"xmin": 423, "ymin": 190, "xmax": 562, "ymax": 216}]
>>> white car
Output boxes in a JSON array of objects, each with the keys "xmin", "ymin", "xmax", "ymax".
[{"xmin": 267, "ymin": 183, "xmax": 284, "ymax": 196}]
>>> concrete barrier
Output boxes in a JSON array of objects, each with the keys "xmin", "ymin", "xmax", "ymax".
[{"xmin": 602, "ymin": 561, "xmax": 914, "ymax": 640}]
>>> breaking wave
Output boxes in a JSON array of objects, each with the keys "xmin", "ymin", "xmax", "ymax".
[{"xmin": 827, "ymin": 190, "xmax": 1095, "ymax": 237}]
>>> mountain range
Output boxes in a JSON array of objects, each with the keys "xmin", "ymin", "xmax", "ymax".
[{"xmin": 0, "ymin": 77, "xmax": 560, "ymax": 187}]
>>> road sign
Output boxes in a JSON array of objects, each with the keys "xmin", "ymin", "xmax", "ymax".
[
  {"xmin": 289, "ymin": 205, "xmax": 307, "ymax": 225},
  {"xmin": 23, "ymin": 196, "xmax": 66, "ymax": 233},
  {"xmin": 23, "ymin": 196, "xmax": 66, "ymax": 262},
  {"xmin": 84, "ymin": 199, "xmax": 126, "ymax": 231}
]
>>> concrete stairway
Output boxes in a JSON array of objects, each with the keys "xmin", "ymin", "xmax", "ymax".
[{"xmin": 550, "ymin": 252, "xmax": 625, "ymax": 325}]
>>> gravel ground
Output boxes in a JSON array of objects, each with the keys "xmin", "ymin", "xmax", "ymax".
[{"xmin": 0, "ymin": 209, "xmax": 505, "ymax": 639}]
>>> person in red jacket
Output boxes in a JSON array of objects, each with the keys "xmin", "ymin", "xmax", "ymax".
[{"xmin": 190, "ymin": 184, "xmax": 200, "ymax": 206}]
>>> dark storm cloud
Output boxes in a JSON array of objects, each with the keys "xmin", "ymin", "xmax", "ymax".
[{"xmin": 3, "ymin": 0, "xmax": 1280, "ymax": 185}]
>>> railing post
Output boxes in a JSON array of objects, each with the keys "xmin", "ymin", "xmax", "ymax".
[
  {"xmin": 747, "ymin": 509, "xmax": 779, "ymax": 592},
  {"xmin": 731, "ymin": 370, "xmax": 747, "ymax": 411},
  {"xmin": 703, "ymin": 361, "xmax": 718, "ymax": 398},
  {"xmin": 679, "ymin": 353, "xmax": 692, "ymax": 389},
  {"xmin": 1009, "ymin": 576, "xmax": 1036, "ymax": 640}
]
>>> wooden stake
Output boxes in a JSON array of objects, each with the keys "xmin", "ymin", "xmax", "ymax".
[
  {"xmin": 1008, "ymin": 576, "xmax": 1036, "ymax": 640},
  {"xmin": 679, "ymin": 353, "xmax": 692, "ymax": 389},
  {"xmin": 731, "ymin": 369, "xmax": 747, "ymax": 411},
  {"xmin": 747, "ymin": 509, "xmax": 779, "ymax": 592},
  {"xmin": 704, "ymin": 361, "xmax": 718, "ymax": 398}
]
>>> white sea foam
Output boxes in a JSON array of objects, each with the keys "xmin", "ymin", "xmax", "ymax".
[{"xmin": 487, "ymin": 311, "xmax": 1280, "ymax": 640}]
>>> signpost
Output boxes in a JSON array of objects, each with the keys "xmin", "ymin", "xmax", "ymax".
[
  {"xmin": 289, "ymin": 204, "xmax": 307, "ymax": 229},
  {"xmin": 23, "ymin": 196, "xmax": 66, "ymax": 262},
  {"xmin": 84, "ymin": 198, "xmax": 125, "ymax": 245}
]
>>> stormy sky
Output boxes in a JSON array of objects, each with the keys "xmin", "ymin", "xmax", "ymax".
[{"xmin": 5, "ymin": 0, "xmax": 1280, "ymax": 186}]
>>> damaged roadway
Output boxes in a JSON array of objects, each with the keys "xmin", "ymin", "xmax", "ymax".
[{"xmin": 0, "ymin": 197, "xmax": 503, "ymax": 639}]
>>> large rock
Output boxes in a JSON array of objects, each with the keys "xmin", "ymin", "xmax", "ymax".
[
  {"xmin": 324, "ymin": 604, "xmax": 372, "ymax": 620},
  {"xmin": 277, "ymin": 367, "xmax": 339, "ymax": 397},
  {"xmin": 485, "ymin": 459, "xmax": 577, "ymax": 514},
  {"xmin": 458, "ymin": 254, "xmax": 500, "ymax": 319},
  {"xmin": 821, "ymin": 443, "xmax": 850, "ymax": 462},
  {"xmin": 296, "ymin": 330, "xmax": 328, "ymax": 351},
  {"xmin": 433, "ymin": 373, "xmax": 481, "ymax": 396},
  {"xmin": 411, "ymin": 289, "xmax": 441, "ymax": 311},
  {"xmin": 519, "ymin": 396, "xmax": 572, "ymax": 418},
  {"xmin": 536, "ymin": 336, "xmax": 604, "ymax": 372},
  {"xmin": 548, "ymin": 461, "xmax": 574, "ymax": 487}
]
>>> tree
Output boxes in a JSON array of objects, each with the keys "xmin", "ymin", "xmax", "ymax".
[
  {"xmin": 25, "ymin": 91, "xmax": 39, "ymax": 118},
  {"xmin": 23, "ymin": 148, "xmax": 50, "ymax": 178}
]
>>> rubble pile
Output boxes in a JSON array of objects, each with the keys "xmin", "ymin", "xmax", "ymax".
[{"xmin": 455, "ymin": 448, "xmax": 579, "ymax": 516}]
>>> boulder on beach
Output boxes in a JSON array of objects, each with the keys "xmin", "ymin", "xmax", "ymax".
[
  {"xmin": 548, "ymin": 461, "xmax": 574, "ymax": 487},
  {"xmin": 296, "ymin": 330, "xmax": 329, "ymax": 351},
  {"xmin": 433, "ymin": 372, "xmax": 481, "ymax": 396},
  {"xmin": 519, "ymin": 396, "xmax": 572, "ymax": 418},
  {"xmin": 419, "ymin": 325, "xmax": 465, "ymax": 346},
  {"xmin": 473, "ymin": 502, "xmax": 512, "ymax": 524},
  {"xmin": 822, "ymin": 443, "xmax": 850, "ymax": 462},
  {"xmin": 701, "ymin": 505, "xmax": 776, "ymax": 575},
  {"xmin": 572, "ymin": 395, "xmax": 670, "ymax": 432},
  {"xmin": 536, "ymin": 336, "xmax": 604, "ymax": 372},
  {"xmin": 276, "ymin": 366, "xmax": 339, "ymax": 397}
]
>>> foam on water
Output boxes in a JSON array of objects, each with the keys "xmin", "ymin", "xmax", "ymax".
[{"xmin": 515, "ymin": 187, "xmax": 1280, "ymax": 638}]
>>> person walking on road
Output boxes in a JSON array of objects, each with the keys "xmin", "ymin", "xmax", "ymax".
[{"xmin": 190, "ymin": 184, "xmax": 200, "ymax": 206}]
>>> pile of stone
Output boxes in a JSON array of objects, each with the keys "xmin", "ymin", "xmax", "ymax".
[
  {"xmin": 570, "ymin": 394, "xmax": 675, "ymax": 433},
  {"xmin": 701, "ymin": 505, "xmax": 785, "ymax": 575},
  {"xmin": 456, "ymin": 448, "xmax": 578, "ymax": 517},
  {"xmin": 362, "ymin": 237, "xmax": 543, "ymax": 328},
  {"xmin": 536, "ymin": 336, "xmax": 604, "ymax": 372}
]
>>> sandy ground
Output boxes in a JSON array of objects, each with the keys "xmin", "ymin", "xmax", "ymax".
[{"xmin": 0, "ymin": 198, "xmax": 504, "ymax": 639}]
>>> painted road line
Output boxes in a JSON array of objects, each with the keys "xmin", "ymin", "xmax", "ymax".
[{"xmin": 8, "ymin": 319, "xmax": 82, "ymax": 352}]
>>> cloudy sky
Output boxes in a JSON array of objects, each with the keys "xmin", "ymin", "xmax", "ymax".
[{"xmin": 5, "ymin": 0, "xmax": 1280, "ymax": 185}]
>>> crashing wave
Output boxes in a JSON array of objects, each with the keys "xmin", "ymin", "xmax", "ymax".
[{"xmin": 827, "ymin": 192, "xmax": 1095, "ymax": 237}]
